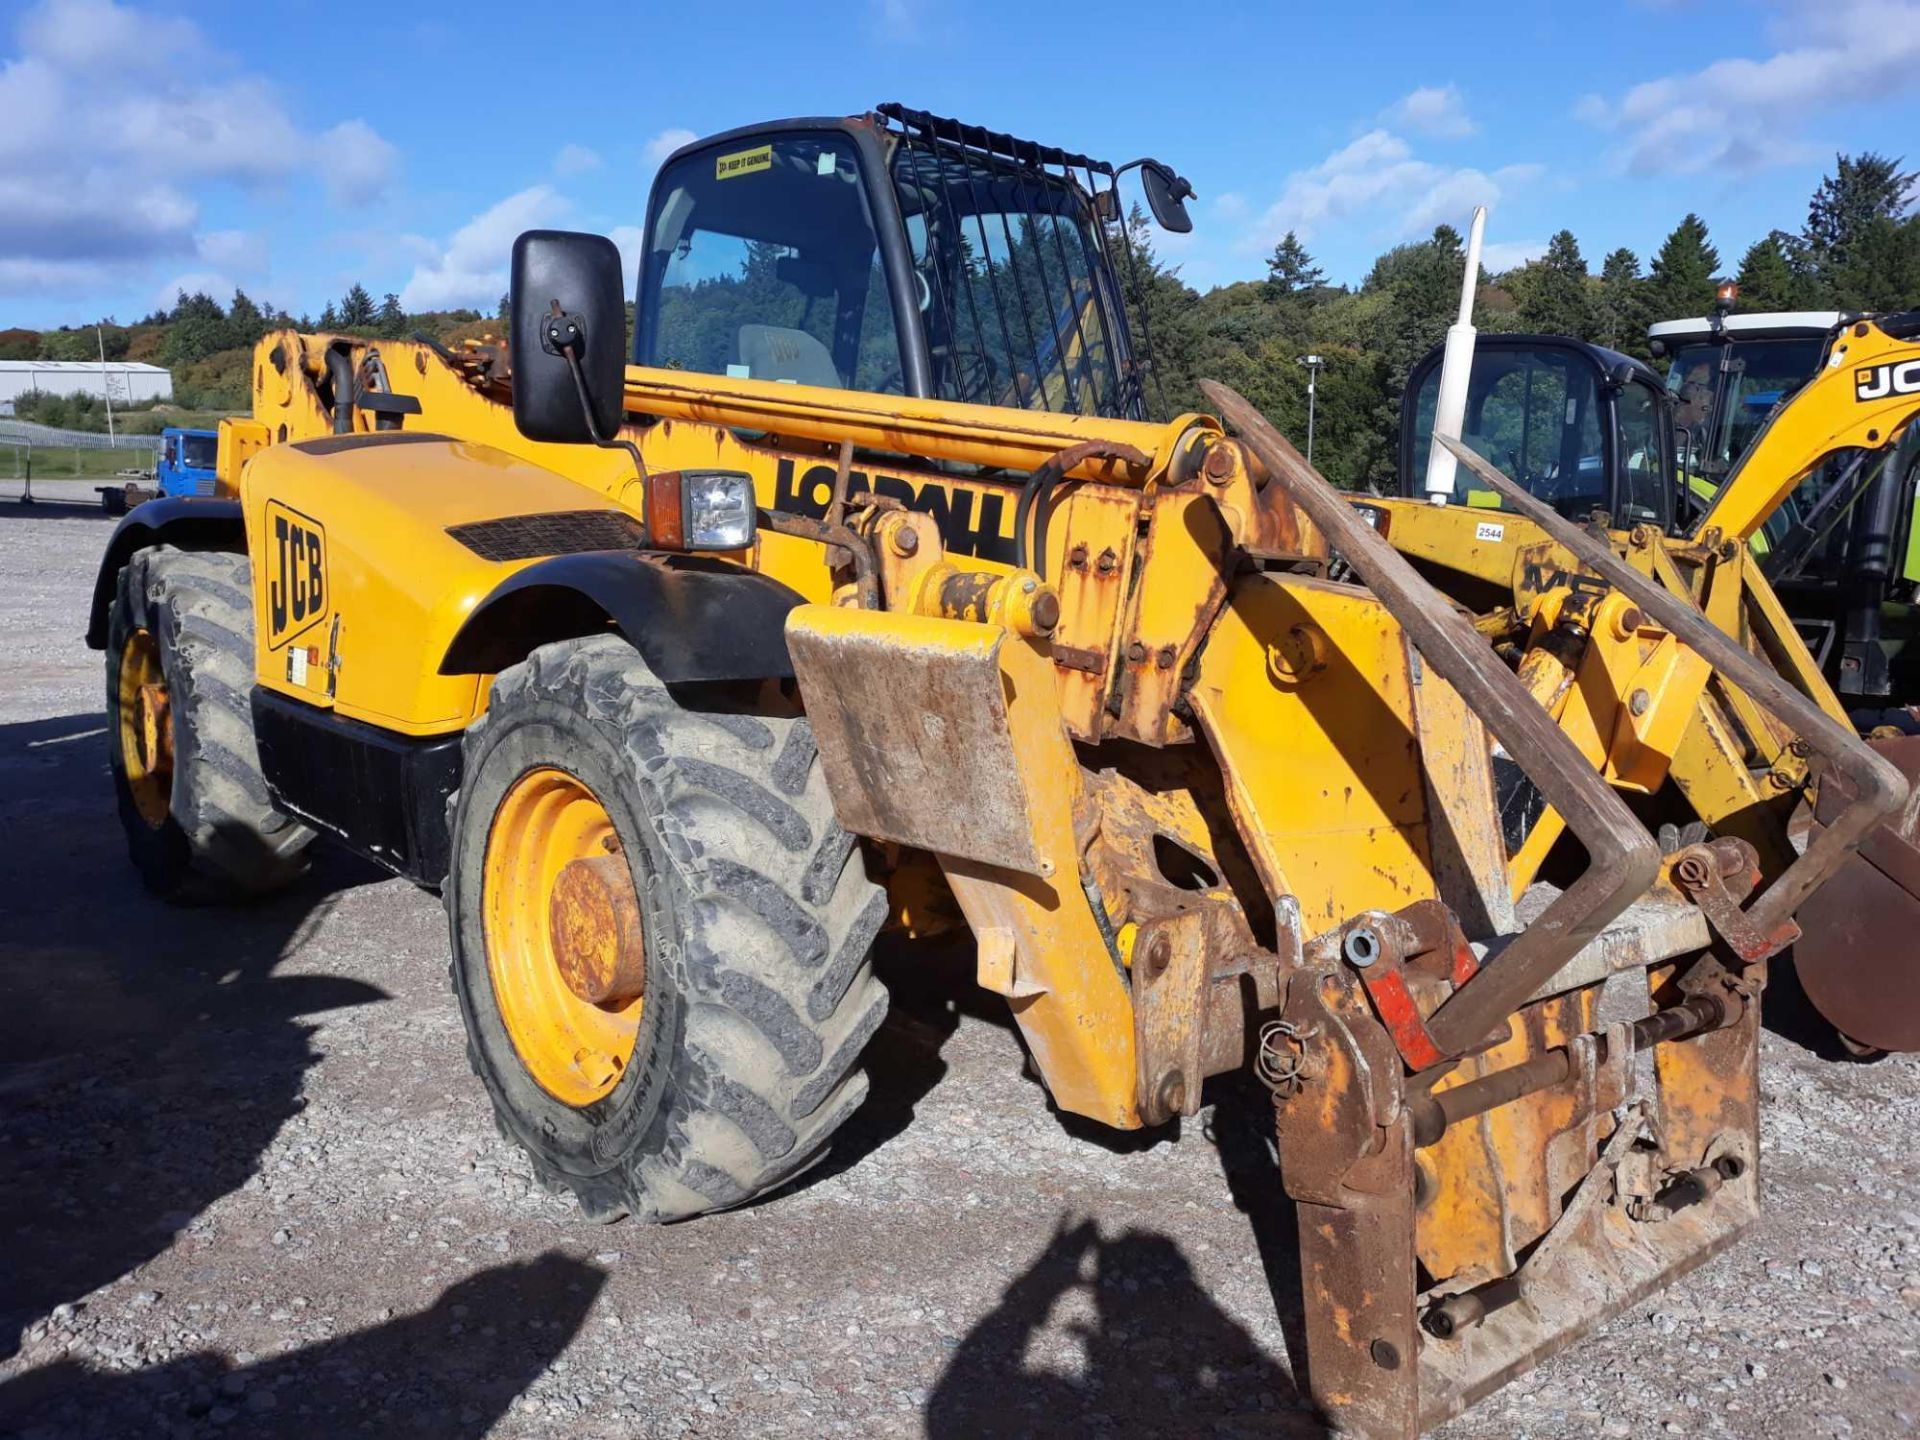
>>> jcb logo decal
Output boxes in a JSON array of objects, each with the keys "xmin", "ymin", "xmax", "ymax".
[
  {"xmin": 265, "ymin": 500, "xmax": 328, "ymax": 650},
  {"xmin": 1856, "ymin": 360, "xmax": 1920, "ymax": 401}
]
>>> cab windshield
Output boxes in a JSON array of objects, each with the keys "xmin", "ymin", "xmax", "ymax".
[
  {"xmin": 180, "ymin": 433, "xmax": 217, "ymax": 470},
  {"xmin": 1407, "ymin": 345, "xmax": 1670, "ymax": 525},
  {"xmin": 1409, "ymin": 347, "xmax": 1607, "ymax": 516},
  {"xmin": 891, "ymin": 139, "xmax": 1129, "ymax": 418},
  {"xmin": 1668, "ymin": 335, "xmax": 1828, "ymax": 547},
  {"xmin": 637, "ymin": 133, "xmax": 903, "ymax": 392},
  {"xmin": 1667, "ymin": 336, "xmax": 1825, "ymax": 478}
]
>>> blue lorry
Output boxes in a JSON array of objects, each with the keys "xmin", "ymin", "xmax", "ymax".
[{"xmin": 97, "ymin": 425, "xmax": 219, "ymax": 513}]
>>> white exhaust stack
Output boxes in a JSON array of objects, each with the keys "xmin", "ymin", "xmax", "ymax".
[{"xmin": 1423, "ymin": 205, "xmax": 1486, "ymax": 504}]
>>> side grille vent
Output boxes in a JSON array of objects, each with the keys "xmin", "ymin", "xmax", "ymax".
[{"xmin": 447, "ymin": 510, "xmax": 646, "ymax": 562}]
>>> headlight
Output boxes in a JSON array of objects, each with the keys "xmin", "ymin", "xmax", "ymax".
[{"xmin": 647, "ymin": 468, "xmax": 757, "ymax": 551}]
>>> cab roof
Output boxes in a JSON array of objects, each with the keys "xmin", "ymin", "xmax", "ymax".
[
  {"xmin": 1454, "ymin": 332, "xmax": 1666, "ymax": 388},
  {"xmin": 1648, "ymin": 312, "xmax": 1846, "ymax": 344}
]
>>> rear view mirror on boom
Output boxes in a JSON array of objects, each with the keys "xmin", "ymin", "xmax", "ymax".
[{"xmin": 509, "ymin": 229, "xmax": 628, "ymax": 445}]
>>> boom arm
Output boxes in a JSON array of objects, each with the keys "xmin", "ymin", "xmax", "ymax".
[{"xmin": 1698, "ymin": 315, "xmax": 1920, "ymax": 542}]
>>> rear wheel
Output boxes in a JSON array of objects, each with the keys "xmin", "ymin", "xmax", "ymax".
[
  {"xmin": 447, "ymin": 635, "xmax": 889, "ymax": 1222},
  {"xmin": 105, "ymin": 547, "xmax": 313, "ymax": 900}
]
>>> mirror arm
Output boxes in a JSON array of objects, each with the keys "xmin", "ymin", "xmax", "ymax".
[{"xmin": 557, "ymin": 326, "xmax": 651, "ymax": 493}]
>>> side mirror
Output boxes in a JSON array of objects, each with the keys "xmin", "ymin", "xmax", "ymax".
[
  {"xmin": 1140, "ymin": 161, "xmax": 1194, "ymax": 235},
  {"xmin": 509, "ymin": 230, "xmax": 627, "ymax": 444}
]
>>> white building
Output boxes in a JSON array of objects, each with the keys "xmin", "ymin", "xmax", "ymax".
[{"xmin": 0, "ymin": 360, "xmax": 172, "ymax": 414}]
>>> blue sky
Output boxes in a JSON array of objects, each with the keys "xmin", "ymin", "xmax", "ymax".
[{"xmin": 1, "ymin": 0, "xmax": 1914, "ymax": 328}]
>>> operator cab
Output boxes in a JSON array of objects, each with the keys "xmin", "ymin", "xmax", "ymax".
[
  {"xmin": 1399, "ymin": 336, "xmax": 1676, "ymax": 530},
  {"xmin": 1649, "ymin": 310, "xmax": 1843, "ymax": 504},
  {"xmin": 634, "ymin": 103, "xmax": 1192, "ymax": 421}
]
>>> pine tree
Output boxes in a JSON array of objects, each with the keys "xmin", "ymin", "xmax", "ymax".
[
  {"xmin": 319, "ymin": 302, "xmax": 339, "ymax": 329},
  {"xmin": 339, "ymin": 283, "xmax": 375, "ymax": 328},
  {"xmin": 376, "ymin": 292, "xmax": 407, "ymax": 338},
  {"xmin": 1594, "ymin": 248, "xmax": 1646, "ymax": 353},
  {"xmin": 498, "ymin": 292, "xmax": 511, "ymax": 320},
  {"xmin": 1110, "ymin": 203, "xmax": 1199, "ymax": 418},
  {"xmin": 227, "ymin": 289, "xmax": 266, "ymax": 348},
  {"xmin": 1513, "ymin": 230, "xmax": 1595, "ymax": 338},
  {"xmin": 1805, "ymin": 154, "xmax": 1916, "ymax": 266},
  {"xmin": 1354, "ymin": 225, "xmax": 1473, "ymax": 488},
  {"xmin": 1800, "ymin": 153, "xmax": 1918, "ymax": 308},
  {"xmin": 161, "ymin": 291, "xmax": 233, "ymax": 365},
  {"xmin": 1645, "ymin": 214, "xmax": 1721, "ymax": 322},
  {"xmin": 1733, "ymin": 233, "xmax": 1803, "ymax": 312},
  {"xmin": 1266, "ymin": 231, "xmax": 1326, "ymax": 301}
]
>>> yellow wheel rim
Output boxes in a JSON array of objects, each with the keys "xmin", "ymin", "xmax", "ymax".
[
  {"xmin": 117, "ymin": 627, "xmax": 172, "ymax": 829},
  {"xmin": 483, "ymin": 767, "xmax": 646, "ymax": 1107}
]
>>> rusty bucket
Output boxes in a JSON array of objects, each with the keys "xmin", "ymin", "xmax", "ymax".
[{"xmin": 1794, "ymin": 735, "xmax": 1920, "ymax": 1053}]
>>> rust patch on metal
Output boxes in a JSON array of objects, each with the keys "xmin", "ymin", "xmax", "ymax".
[{"xmin": 548, "ymin": 854, "xmax": 647, "ymax": 1005}]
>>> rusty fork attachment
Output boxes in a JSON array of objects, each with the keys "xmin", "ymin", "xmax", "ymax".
[{"xmin": 1201, "ymin": 382, "xmax": 1846, "ymax": 1438}]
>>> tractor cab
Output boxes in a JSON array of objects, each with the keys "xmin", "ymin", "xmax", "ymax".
[
  {"xmin": 1651, "ymin": 306, "xmax": 1920, "ymax": 700},
  {"xmin": 1648, "ymin": 308, "xmax": 1844, "ymax": 524},
  {"xmin": 1399, "ymin": 335, "xmax": 1676, "ymax": 530},
  {"xmin": 634, "ymin": 103, "xmax": 1192, "ymax": 421}
]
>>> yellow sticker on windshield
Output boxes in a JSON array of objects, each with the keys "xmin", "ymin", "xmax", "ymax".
[{"xmin": 716, "ymin": 145, "xmax": 772, "ymax": 181}]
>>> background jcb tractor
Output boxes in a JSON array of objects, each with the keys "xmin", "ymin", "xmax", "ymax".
[
  {"xmin": 1652, "ymin": 300, "xmax": 1920, "ymax": 713},
  {"xmin": 85, "ymin": 105, "xmax": 1906, "ymax": 1438},
  {"xmin": 1385, "ymin": 309, "xmax": 1920, "ymax": 1056}
]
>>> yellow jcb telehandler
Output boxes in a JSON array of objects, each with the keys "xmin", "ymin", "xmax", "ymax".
[{"xmin": 85, "ymin": 105, "xmax": 1907, "ymax": 1436}]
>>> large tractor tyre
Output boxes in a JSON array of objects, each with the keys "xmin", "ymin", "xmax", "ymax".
[
  {"xmin": 105, "ymin": 547, "xmax": 314, "ymax": 901},
  {"xmin": 446, "ymin": 635, "xmax": 890, "ymax": 1223}
]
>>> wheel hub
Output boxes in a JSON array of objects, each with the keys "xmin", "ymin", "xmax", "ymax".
[
  {"xmin": 549, "ymin": 853, "xmax": 648, "ymax": 1005},
  {"xmin": 482, "ymin": 767, "xmax": 646, "ymax": 1106},
  {"xmin": 136, "ymin": 683, "xmax": 172, "ymax": 773}
]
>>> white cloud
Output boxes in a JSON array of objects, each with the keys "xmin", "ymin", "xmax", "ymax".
[
  {"xmin": 0, "ymin": 0, "xmax": 400, "ymax": 298},
  {"xmin": 1383, "ymin": 84, "xmax": 1477, "ymax": 140},
  {"xmin": 196, "ymin": 229, "xmax": 269, "ymax": 275},
  {"xmin": 156, "ymin": 271, "xmax": 237, "ymax": 307},
  {"xmin": 399, "ymin": 186, "xmax": 569, "ymax": 311},
  {"xmin": 1576, "ymin": 0, "xmax": 1920, "ymax": 175},
  {"xmin": 1481, "ymin": 239, "xmax": 1549, "ymax": 272},
  {"xmin": 1248, "ymin": 129, "xmax": 1540, "ymax": 250},
  {"xmin": 608, "ymin": 225, "xmax": 645, "ymax": 287},
  {"xmin": 316, "ymin": 120, "xmax": 401, "ymax": 206},
  {"xmin": 643, "ymin": 128, "xmax": 698, "ymax": 167},
  {"xmin": 554, "ymin": 143, "xmax": 603, "ymax": 176},
  {"xmin": 1211, "ymin": 192, "xmax": 1250, "ymax": 222}
]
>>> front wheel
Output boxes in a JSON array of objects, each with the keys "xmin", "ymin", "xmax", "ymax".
[
  {"xmin": 105, "ymin": 547, "xmax": 313, "ymax": 900},
  {"xmin": 446, "ymin": 636, "xmax": 889, "ymax": 1222}
]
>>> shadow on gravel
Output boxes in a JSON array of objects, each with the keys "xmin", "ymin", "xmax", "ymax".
[
  {"xmin": 1206, "ymin": 1073, "xmax": 1315, "ymax": 1394},
  {"xmin": 1760, "ymin": 953, "xmax": 1882, "ymax": 1062},
  {"xmin": 927, "ymin": 1216, "xmax": 1326, "ymax": 1439},
  {"xmin": 0, "ymin": 496, "xmax": 120, "ymax": 523},
  {"xmin": 0, "ymin": 712, "xmax": 389, "ymax": 1361},
  {"xmin": 0, "ymin": 1251, "xmax": 604, "ymax": 1438},
  {"xmin": 762, "ymin": 935, "xmax": 984, "ymax": 1204}
]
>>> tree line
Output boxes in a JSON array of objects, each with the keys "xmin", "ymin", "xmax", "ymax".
[{"xmin": 1120, "ymin": 152, "xmax": 1918, "ymax": 490}]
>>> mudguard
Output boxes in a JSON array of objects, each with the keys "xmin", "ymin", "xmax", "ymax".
[
  {"xmin": 85, "ymin": 497, "xmax": 245, "ymax": 650},
  {"xmin": 439, "ymin": 551, "xmax": 806, "ymax": 684}
]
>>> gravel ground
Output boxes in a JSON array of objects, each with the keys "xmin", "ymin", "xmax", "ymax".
[{"xmin": 3, "ymin": 484, "xmax": 1919, "ymax": 1440}]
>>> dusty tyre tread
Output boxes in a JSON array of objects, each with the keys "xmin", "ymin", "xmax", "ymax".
[
  {"xmin": 448, "ymin": 635, "xmax": 888, "ymax": 1224},
  {"xmin": 106, "ymin": 547, "xmax": 313, "ymax": 900}
]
